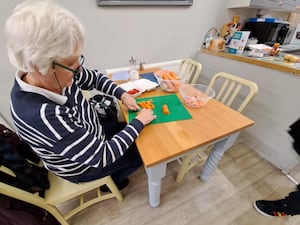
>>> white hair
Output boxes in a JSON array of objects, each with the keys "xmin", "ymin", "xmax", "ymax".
[{"xmin": 4, "ymin": 0, "xmax": 85, "ymax": 75}]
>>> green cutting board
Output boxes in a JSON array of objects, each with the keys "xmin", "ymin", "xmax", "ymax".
[{"xmin": 128, "ymin": 94, "xmax": 192, "ymax": 124}]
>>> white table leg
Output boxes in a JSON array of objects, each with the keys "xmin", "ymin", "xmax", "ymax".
[
  {"xmin": 145, "ymin": 163, "xmax": 167, "ymax": 207},
  {"xmin": 200, "ymin": 131, "xmax": 240, "ymax": 182}
]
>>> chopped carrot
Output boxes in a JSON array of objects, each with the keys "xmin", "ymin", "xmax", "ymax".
[
  {"xmin": 162, "ymin": 104, "xmax": 170, "ymax": 114},
  {"xmin": 161, "ymin": 71, "xmax": 179, "ymax": 80},
  {"xmin": 138, "ymin": 99, "xmax": 155, "ymax": 110},
  {"xmin": 169, "ymin": 71, "xmax": 179, "ymax": 79},
  {"xmin": 162, "ymin": 73, "xmax": 172, "ymax": 80}
]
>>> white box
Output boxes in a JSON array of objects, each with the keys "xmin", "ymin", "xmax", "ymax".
[{"xmin": 228, "ymin": 31, "xmax": 251, "ymax": 54}]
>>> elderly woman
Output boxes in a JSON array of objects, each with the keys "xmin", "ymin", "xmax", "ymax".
[{"xmin": 4, "ymin": 0, "xmax": 156, "ymax": 190}]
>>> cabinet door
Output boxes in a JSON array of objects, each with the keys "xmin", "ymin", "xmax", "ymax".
[
  {"xmin": 250, "ymin": 0, "xmax": 277, "ymax": 8},
  {"xmin": 252, "ymin": 0, "xmax": 295, "ymax": 11},
  {"xmin": 227, "ymin": 0, "xmax": 252, "ymax": 8},
  {"xmin": 228, "ymin": 0, "xmax": 296, "ymax": 11},
  {"xmin": 281, "ymin": 0, "xmax": 297, "ymax": 11}
]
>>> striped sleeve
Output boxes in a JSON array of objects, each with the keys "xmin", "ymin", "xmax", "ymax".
[{"xmin": 76, "ymin": 67, "xmax": 125, "ymax": 99}]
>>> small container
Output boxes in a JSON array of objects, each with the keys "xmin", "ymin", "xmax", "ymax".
[
  {"xmin": 203, "ymin": 27, "xmax": 219, "ymax": 49},
  {"xmin": 208, "ymin": 37, "xmax": 225, "ymax": 52},
  {"xmin": 247, "ymin": 38, "xmax": 258, "ymax": 46},
  {"xmin": 158, "ymin": 77, "xmax": 186, "ymax": 93},
  {"xmin": 154, "ymin": 70, "xmax": 185, "ymax": 93},
  {"xmin": 129, "ymin": 56, "xmax": 139, "ymax": 81},
  {"xmin": 179, "ymin": 84, "xmax": 215, "ymax": 108}
]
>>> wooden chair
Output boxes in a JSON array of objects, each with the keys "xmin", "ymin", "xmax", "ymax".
[
  {"xmin": 176, "ymin": 72, "xmax": 258, "ymax": 183},
  {"xmin": 177, "ymin": 58, "xmax": 202, "ymax": 84},
  {"xmin": 142, "ymin": 58, "xmax": 202, "ymax": 84},
  {"xmin": 0, "ymin": 165, "xmax": 123, "ymax": 225}
]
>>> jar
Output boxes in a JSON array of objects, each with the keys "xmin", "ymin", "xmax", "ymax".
[{"xmin": 129, "ymin": 57, "xmax": 139, "ymax": 81}]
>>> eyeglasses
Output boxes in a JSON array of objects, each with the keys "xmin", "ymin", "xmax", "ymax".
[{"xmin": 52, "ymin": 55, "xmax": 85, "ymax": 77}]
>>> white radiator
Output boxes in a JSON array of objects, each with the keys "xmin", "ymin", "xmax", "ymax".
[{"xmin": 105, "ymin": 59, "xmax": 182, "ymax": 74}]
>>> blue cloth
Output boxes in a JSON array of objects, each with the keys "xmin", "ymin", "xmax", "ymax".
[{"xmin": 140, "ymin": 72, "xmax": 159, "ymax": 84}]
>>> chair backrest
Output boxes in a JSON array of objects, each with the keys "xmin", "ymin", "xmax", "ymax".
[
  {"xmin": 207, "ymin": 72, "xmax": 258, "ymax": 113},
  {"xmin": 177, "ymin": 58, "xmax": 202, "ymax": 84}
]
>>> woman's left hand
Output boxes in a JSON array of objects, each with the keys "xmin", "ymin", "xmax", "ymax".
[{"xmin": 121, "ymin": 92, "xmax": 140, "ymax": 111}]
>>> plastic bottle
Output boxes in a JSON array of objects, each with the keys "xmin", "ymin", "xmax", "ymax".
[{"xmin": 129, "ymin": 56, "xmax": 139, "ymax": 81}]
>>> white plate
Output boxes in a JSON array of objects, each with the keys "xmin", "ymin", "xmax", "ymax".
[
  {"xmin": 132, "ymin": 79, "xmax": 159, "ymax": 91},
  {"xmin": 127, "ymin": 88, "xmax": 145, "ymax": 98},
  {"xmin": 248, "ymin": 44, "xmax": 272, "ymax": 50},
  {"xmin": 118, "ymin": 82, "xmax": 145, "ymax": 98},
  {"xmin": 119, "ymin": 79, "xmax": 159, "ymax": 92},
  {"xmin": 118, "ymin": 82, "xmax": 136, "ymax": 91},
  {"xmin": 130, "ymin": 91, "xmax": 144, "ymax": 98},
  {"xmin": 248, "ymin": 44, "xmax": 272, "ymax": 55}
]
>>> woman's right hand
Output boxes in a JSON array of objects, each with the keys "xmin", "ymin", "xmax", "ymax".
[{"xmin": 135, "ymin": 108, "xmax": 156, "ymax": 125}]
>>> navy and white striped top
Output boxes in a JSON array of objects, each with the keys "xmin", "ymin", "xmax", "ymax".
[{"xmin": 10, "ymin": 67, "xmax": 144, "ymax": 182}]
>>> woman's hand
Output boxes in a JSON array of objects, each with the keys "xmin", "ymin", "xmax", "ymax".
[
  {"xmin": 120, "ymin": 92, "xmax": 156, "ymax": 125},
  {"xmin": 135, "ymin": 108, "xmax": 156, "ymax": 125},
  {"xmin": 121, "ymin": 92, "xmax": 140, "ymax": 111}
]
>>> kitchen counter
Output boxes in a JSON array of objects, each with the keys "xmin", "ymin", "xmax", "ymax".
[{"xmin": 200, "ymin": 48, "xmax": 300, "ymax": 75}]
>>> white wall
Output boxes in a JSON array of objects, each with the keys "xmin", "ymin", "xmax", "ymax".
[{"xmin": 0, "ymin": 0, "xmax": 229, "ymax": 122}]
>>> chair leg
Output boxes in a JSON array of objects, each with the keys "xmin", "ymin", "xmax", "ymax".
[
  {"xmin": 43, "ymin": 205, "xmax": 70, "ymax": 225},
  {"xmin": 176, "ymin": 146, "xmax": 209, "ymax": 183},
  {"xmin": 105, "ymin": 176, "xmax": 124, "ymax": 202},
  {"xmin": 176, "ymin": 154, "xmax": 193, "ymax": 183},
  {"xmin": 62, "ymin": 176, "xmax": 123, "ymax": 220},
  {"xmin": 0, "ymin": 182, "xmax": 70, "ymax": 225}
]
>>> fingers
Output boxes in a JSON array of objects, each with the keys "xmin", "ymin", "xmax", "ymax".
[
  {"xmin": 135, "ymin": 108, "xmax": 156, "ymax": 125},
  {"xmin": 128, "ymin": 103, "xmax": 140, "ymax": 111},
  {"xmin": 121, "ymin": 93, "xmax": 142, "ymax": 111}
]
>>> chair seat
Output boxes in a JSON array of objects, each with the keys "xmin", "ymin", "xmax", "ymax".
[
  {"xmin": 45, "ymin": 172, "xmax": 123, "ymax": 220},
  {"xmin": 45, "ymin": 173, "xmax": 120, "ymax": 204},
  {"xmin": 0, "ymin": 166, "xmax": 123, "ymax": 225}
]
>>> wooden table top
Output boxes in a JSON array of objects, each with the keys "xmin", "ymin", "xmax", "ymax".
[{"xmin": 119, "ymin": 87, "xmax": 254, "ymax": 168}]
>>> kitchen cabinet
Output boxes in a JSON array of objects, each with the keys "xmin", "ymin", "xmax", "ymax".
[{"xmin": 227, "ymin": 0, "xmax": 297, "ymax": 12}]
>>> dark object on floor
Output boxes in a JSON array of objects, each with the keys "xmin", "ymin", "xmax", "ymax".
[
  {"xmin": 0, "ymin": 124, "xmax": 50, "ymax": 197},
  {"xmin": 89, "ymin": 94, "xmax": 118, "ymax": 122},
  {"xmin": 288, "ymin": 118, "xmax": 300, "ymax": 155},
  {"xmin": 100, "ymin": 178, "xmax": 129, "ymax": 192},
  {"xmin": 253, "ymin": 200, "xmax": 289, "ymax": 217},
  {"xmin": 0, "ymin": 194, "xmax": 60, "ymax": 225}
]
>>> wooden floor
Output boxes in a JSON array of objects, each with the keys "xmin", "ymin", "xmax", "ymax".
[{"xmin": 67, "ymin": 138, "xmax": 300, "ymax": 225}]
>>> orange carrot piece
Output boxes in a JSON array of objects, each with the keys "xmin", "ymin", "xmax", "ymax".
[
  {"xmin": 169, "ymin": 71, "xmax": 179, "ymax": 80},
  {"xmin": 162, "ymin": 104, "xmax": 170, "ymax": 114},
  {"xmin": 138, "ymin": 99, "xmax": 155, "ymax": 110},
  {"xmin": 162, "ymin": 73, "xmax": 169, "ymax": 80}
]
